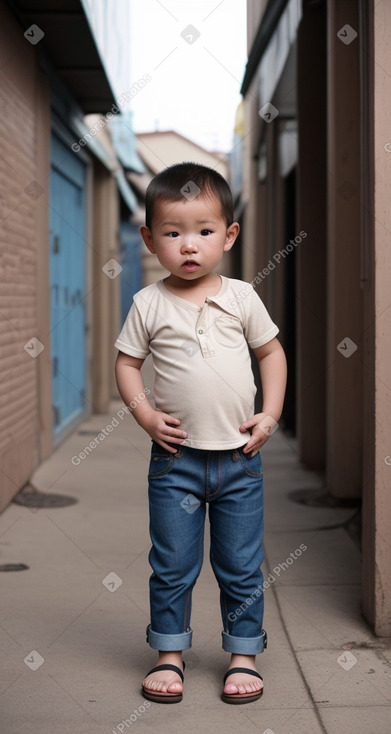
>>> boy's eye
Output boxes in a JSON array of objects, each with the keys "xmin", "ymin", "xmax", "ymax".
[
  {"xmin": 200, "ymin": 229, "xmax": 212, "ymax": 236},
  {"xmin": 166, "ymin": 232, "xmax": 179, "ymax": 238}
]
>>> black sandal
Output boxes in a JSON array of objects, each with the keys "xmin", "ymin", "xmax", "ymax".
[
  {"xmin": 142, "ymin": 662, "xmax": 185, "ymax": 704},
  {"xmin": 222, "ymin": 667, "xmax": 264, "ymax": 704}
]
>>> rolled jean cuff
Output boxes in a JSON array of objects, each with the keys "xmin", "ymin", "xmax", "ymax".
[
  {"xmin": 222, "ymin": 628, "xmax": 267, "ymax": 654},
  {"xmin": 146, "ymin": 624, "xmax": 193, "ymax": 651}
]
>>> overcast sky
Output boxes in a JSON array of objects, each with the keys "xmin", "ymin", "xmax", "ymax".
[{"xmin": 128, "ymin": 0, "xmax": 247, "ymax": 152}]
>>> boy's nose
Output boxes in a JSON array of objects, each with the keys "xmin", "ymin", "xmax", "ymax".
[{"xmin": 181, "ymin": 238, "xmax": 198, "ymax": 253}]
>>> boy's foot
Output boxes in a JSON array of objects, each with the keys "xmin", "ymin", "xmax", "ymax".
[
  {"xmin": 222, "ymin": 654, "xmax": 264, "ymax": 704},
  {"xmin": 142, "ymin": 652, "xmax": 184, "ymax": 703}
]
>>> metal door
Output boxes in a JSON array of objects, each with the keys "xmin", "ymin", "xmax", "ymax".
[
  {"xmin": 49, "ymin": 134, "xmax": 87, "ymax": 439},
  {"xmin": 119, "ymin": 221, "xmax": 143, "ymax": 323}
]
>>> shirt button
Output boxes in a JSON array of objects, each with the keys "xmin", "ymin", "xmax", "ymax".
[{"xmin": 198, "ymin": 329, "xmax": 204, "ymax": 334}]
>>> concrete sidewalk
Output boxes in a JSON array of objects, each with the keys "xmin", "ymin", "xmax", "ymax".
[{"xmin": 1, "ymin": 371, "xmax": 390, "ymax": 733}]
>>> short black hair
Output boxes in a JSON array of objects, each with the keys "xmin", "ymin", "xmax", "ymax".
[{"xmin": 145, "ymin": 162, "xmax": 233, "ymax": 229}]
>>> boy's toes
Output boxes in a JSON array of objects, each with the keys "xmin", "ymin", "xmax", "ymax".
[
  {"xmin": 142, "ymin": 672, "xmax": 183, "ymax": 695},
  {"xmin": 223, "ymin": 673, "xmax": 263, "ymax": 695},
  {"xmin": 166, "ymin": 680, "xmax": 183, "ymax": 693},
  {"xmin": 224, "ymin": 681, "xmax": 243, "ymax": 694}
]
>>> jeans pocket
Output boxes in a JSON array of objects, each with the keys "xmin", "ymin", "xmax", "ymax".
[
  {"xmin": 148, "ymin": 442, "xmax": 175, "ymax": 478},
  {"xmin": 238, "ymin": 450, "xmax": 263, "ymax": 477}
]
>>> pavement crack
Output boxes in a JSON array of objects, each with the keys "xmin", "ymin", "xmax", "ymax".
[
  {"xmin": 0, "ymin": 671, "xmax": 24, "ymax": 698},
  {"xmin": 0, "ymin": 621, "xmax": 23, "ymax": 648},
  {"xmin": 46, "ymin": 672, "xmax": 101, "ymax": 723},
  {"xmin": 48, "ymin": 591, "xmax": 103, "ymax": 648},
  {"xmin": 0, "ymin": 513, "xmax": 22, "ymax": 540},
  {"xmin": 46, "ymin": 515, "xmax": 100, "ymax": 568}
]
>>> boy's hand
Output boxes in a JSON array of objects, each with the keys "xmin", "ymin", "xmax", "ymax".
[
  {"xmin": 239, "ymin": 412, "xmax": 279, "ymax": 457},
  {"xmin": 141, "ymin": 410, "xmax": 187, "ymax": 453}
]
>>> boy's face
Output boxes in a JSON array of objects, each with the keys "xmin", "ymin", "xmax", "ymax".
[{"xmin": 140, "ymin": 193, "xmax": 239, "ymax": 282}]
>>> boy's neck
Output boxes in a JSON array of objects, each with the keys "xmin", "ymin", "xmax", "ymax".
[{"xmin": 163, "ymin": 272, "xmax": 222, "ymax": 304}]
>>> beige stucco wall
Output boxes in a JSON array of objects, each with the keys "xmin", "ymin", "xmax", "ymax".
[
  {"xmin": 326, "ymin": 0, "xmax": 362, "ymax": 497},
  {"xmin": 362, "ymin": 0, "xmax": 391, "ymax": 636},
  {"xmin": 246, "ymin": 0, "xmax": 269, "ymax": 51},
  {"xmin": 91, "ymin": 164, "xmax": 121, "ymax": 409},
  {"xmin": 243, "ymin": 0, "xmax": 391, "ymax": 631},
  {"xmin": 241, "ymin": 75, "xmax": 264, "ymax": 286}
]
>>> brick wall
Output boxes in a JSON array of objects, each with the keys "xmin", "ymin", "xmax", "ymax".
[
  {"xmin": 0, "ymin": 3, "xmax": 124, "ymax": 512},
  {"xmin": 0, "ymin": 6, "xmax": 50, "ymax": 510}
]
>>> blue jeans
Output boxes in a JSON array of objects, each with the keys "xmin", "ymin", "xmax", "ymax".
[{"xmin": 146, "ymin": 441, "xmax": 267, "ymax": 655}]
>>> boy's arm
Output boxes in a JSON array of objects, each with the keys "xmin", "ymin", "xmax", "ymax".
[
  {"xmin": 240, "ymin": 337, "xmax": 287, "ymax": 456},
  {"xmin": 115, "ymin": 351, "xmax": 187, "ymax": 453}
]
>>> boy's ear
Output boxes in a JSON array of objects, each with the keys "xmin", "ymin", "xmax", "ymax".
[
  {"xmin": 140, "ymin": 225, "xmax": 156, "ymax": 254},
  {"xmin": 223, "ymin": 222, "xmax": 240, "ymax": 252}
]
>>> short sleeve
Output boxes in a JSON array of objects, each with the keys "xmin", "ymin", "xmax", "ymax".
[
  {"xmin": 114, "ymin": 299, "xmax": 150, "ymax": 358},
  {"xmin": 242, "ymin": 288, "xmax": 279, "ymax": 348}
]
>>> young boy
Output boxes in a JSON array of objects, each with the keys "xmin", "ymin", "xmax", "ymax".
[{"xmin": 114, "ymin": 162, "xmax": 287, "ymax": 705}]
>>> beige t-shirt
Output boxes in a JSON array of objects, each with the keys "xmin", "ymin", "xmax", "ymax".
[{"xmin": 115, "ymin": 277, "xmax": 279, "ymax": 450}]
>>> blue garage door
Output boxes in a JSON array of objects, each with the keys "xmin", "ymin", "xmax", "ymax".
[
  {"xmin": 119, "ymin": 221, "xmax": 143, "ymax": 324},
  {"xmin": 49, "ymin": 134, "xmax": 87, "ymax": 439}
]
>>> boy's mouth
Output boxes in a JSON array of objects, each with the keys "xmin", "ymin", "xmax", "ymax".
[{"xmin": 181, "ymin": 260, "xmax": 200, "ymax": 272}]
